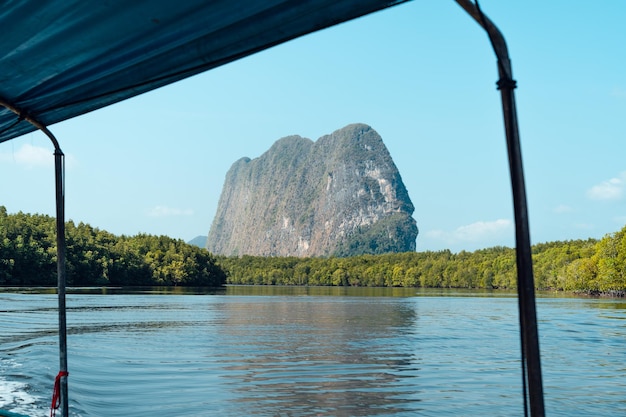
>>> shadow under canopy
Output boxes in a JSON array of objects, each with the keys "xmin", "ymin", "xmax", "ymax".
[{"xmin": 0, "ymin": 1, "xmax": 544, "ymax": 416}]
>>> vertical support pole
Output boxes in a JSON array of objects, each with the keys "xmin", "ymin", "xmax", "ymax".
[
  {"xmin": 453, "ymin": 1, "xmax": 544, "ymax": 415},
  {"xmin": 54, "ymin": 148, "xmax": 69, "ymax": 417},
  {"xmin": 498, "ymin": 71, "xmax": 545, "ymax": 417},
  {"xmin": 0, "ymin": 98, "xmax": 70, "ymax": 416}
]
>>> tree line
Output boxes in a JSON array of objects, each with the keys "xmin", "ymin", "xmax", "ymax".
[
  {"xmin": 2, "ymin": 206, "xmax": 625, "ymax": 294},
  {"xmin": 218, "ymin": 226, "xmax": 626, "ymax": 294},
  {"xmin": 0, "ymin": 207, "xmax": 226, "ymax": 287}
]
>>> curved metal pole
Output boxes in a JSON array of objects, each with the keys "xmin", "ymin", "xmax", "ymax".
[
  {"xmin": 0, "ymin": 99, "xmax": 69, "ymax": 417},
  {"xmin": 453, "ymin": 2, "xmax": 545, "ymax": 416}
]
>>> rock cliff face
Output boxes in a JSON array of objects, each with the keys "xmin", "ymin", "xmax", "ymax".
[{"xmin": 206, "ymin": 123, "xmax": 418, "ymax": 257}]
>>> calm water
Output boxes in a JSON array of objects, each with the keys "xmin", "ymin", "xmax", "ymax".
[{"xmin": 1, "ymin": 287, "xmax": 625, "ymax": 416}]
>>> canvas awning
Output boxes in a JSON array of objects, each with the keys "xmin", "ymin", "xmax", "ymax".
[{"xmin": 0, "ymin": 0, "xmax": 407, "ymax": 143}]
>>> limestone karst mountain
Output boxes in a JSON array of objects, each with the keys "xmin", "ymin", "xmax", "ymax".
[{"xmin": 206, "ymin": 123, "xmax": 418, "ymax": 257}]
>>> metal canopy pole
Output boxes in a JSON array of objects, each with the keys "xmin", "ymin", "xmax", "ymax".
[
  {"xmin": 453, "ymin": 1, "xmax": 545, "ymax": 416},
  {"xmin": 0, "ymin": 99, "xmax": 69, "ymax": 417},
  {"xmin": 53, "ymin": 146, "xmax": 69, "ymax": 417}
]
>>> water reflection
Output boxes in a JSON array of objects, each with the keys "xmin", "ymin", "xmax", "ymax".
[
  {"xmin": 216, "ymin": 297, "xmax": 420, "ymax": 415},
  {"xmin": 2, "ymin": 289, "xmax": 625, "ymax": 415}
]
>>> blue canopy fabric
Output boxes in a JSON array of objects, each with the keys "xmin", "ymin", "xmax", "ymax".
[{"xmin": 0, "ymin": 0, "xmax": 408, "ymax": 143}]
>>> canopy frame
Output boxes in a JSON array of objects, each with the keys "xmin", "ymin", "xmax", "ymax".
[
  {"xmin": 455, "ymin": 1, "xmax": 544, "ymax": 415},
  {"xmin": 0, "ymin": 98, "xmax": 69, "ymax": 416},
  {"xmin": 0, "ymin": 2, "xmax": 544, "ymax": 416}
]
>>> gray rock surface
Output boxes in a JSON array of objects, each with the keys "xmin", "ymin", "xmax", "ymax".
[{"xmin": 207, "ymin": 123, "xmax": 418, "ymax": 257}]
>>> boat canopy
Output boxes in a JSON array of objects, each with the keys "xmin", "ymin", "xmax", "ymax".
[
  {"xmin": 0, "ymin": 0, "xmax": 407, "ymax": 143},
  {"xmin": 0, "ymin": 2, "xmax": 545, "ymax": 416}
]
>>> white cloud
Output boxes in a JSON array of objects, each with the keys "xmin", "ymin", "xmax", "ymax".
[
  {"xmin": 613, "ymin": 216, "xmax": 626, "ymax": 225},
  {"xmin": 587, "ymin": 172, "xmax": 626, "ymax": 200},
  {"xmin": 147, "ymin": 206, "xmax": 194, "ymax": 217},
  {"xmin": 610, "ymin": 87, "xmax": 626, "ymax": 99},
  {"xmin": 574, "ymin": 223, "xmax": 594, "ymax": 231},
  {"xmin": 0, "ymin": 144, "xmax": 53, "ymax": 168},
  {"xmin": 0, "ymin": 143, "xmax": 77, "ymax": 169},
  {"xmin": 553, "ymin": 204, "xmax": 573, "ymax": 214},
  {"xmin": 424, "ymin": 219, "xmax": 513, "ymax": 245}
]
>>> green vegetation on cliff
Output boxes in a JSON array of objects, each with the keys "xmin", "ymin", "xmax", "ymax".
[
  {"xmin": 0, "ymin": 207, "xmax": 226, "ymax": 287},
  {"xmin": 332, "ymin": 213, "xmax": 418, "ymax": 257}
]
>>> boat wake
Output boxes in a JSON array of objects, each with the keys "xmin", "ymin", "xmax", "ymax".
[{"xmin": 0, "ymin": 359, "xmax": 46, "ymax": 417}]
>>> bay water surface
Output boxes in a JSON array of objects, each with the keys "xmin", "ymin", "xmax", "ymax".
[{"xmin": 1, "ymin": 286, "xmax": 625, "ymax": 416}]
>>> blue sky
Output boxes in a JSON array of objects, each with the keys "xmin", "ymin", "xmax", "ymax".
[{"xmin": 1, "ymin": 1, "xmax": 624, "ymax": 253}]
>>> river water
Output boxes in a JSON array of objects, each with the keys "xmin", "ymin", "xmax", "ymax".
[{"xmin": 1, "ymin": 286, "xmax": 625, "ymax": 416}]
